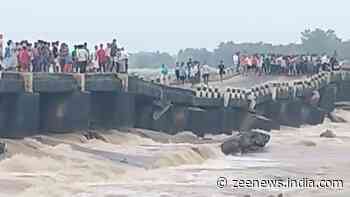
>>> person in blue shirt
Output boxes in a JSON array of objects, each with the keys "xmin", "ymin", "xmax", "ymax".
[{"xmin": 160, "ymin": 64, "xmax": 169, "ymax": 85}]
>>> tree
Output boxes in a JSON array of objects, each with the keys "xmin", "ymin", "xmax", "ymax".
[
  {"xmin": 128, "ymin": 28, "xmax": 350, "ymax": 68},
  {"xmin": 128, "ymin": 51, "xmax": 175, "ymax": 68},
  {"xmin": 301, "ymin": 28, "xmax": 342, "ymax": 54}
]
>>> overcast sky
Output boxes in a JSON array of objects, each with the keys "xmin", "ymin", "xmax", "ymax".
[{"xmin": 1, "ymin": 0, "xmax": 349, "ymax": 54}]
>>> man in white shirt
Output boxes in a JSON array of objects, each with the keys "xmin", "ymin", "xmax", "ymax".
[
  {"xmin": 233, "ymin": 52, "xmax": 240, "ymax": 72},
  {"xmin": 76, "ymin": 45, "xmax": 89, "ymax": 73},
  {"xmin": 321, "ymin": 54, "xmax": 329, "ymax": 71},
  {"xmin": 321, "ymin": 55, "xmax": 329, "ymax": 64},
  {"xmin": 120, "ymin": 48, "xmax": 129, "ymax": 73},
  {"xmin": 202, "ymin": 63, "xmax": 210, "ymax": 85}
]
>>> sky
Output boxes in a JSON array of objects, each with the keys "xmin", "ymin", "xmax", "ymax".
[{"xmin": 1, "ymin": 0, "xmax": 350, "ymax": 54}]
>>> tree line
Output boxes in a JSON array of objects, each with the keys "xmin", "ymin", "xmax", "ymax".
[{"xmin": 129, "ymin": 28, "xmax": 350, "ymax": 68}]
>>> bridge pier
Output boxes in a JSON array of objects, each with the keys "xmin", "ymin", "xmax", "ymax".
[
  {"xmin": 319, "ymin": 83, "xmax": 337, "ymax": 113},
  {"xmin": 0, "ymin": 93, "xmax": 39, "ymax": 138},
  {"xmin": 85, "ymin": 74, "xmax": 135, "ymax": 129},
  {"xmin": 0, "ymin": 73, "xmax": 39, "ymax": 138},
  {"xmin": 336, "ymin": 81, "xmax": 350, "ymax": 101},
  {"xmin": 300, "ymin": 104, "xmax": 325, "ymax": 125},
  {"xmin": 266, "ymin": 100, "xmax": 303, "ymax": 128},
  {"xmin": 31, "ymin": 73, "xmax": 90, "ymax": 132},
  {"xmin": 39, "ymin": 92, "xmax": 90, "ymax": 132},
  {"xmin": 222, "ymin": 108, "xmax": 247, "ymax": 134},
  {"xmin": 89, "ymin": 92, "xmax": 135, "ymax": 129}
]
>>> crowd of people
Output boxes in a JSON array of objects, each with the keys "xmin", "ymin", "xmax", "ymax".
[
  {"xmin": 165, "ymin": 52, "xmax": 340, "ymax": 86},
  {"xmin": 167, "ymin": 58, "xmax": 219, "ymax": 86},
  {"xmin": 233, "ymin": 52, "xmax": 340, "ymax": 77},
  {"xmin": 0, "ymin": 39, "xmax": 129, "ymax": 73}
]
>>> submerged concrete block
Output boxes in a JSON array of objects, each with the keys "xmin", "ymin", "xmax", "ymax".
[
  {"xmin": 0, "ymin": 93, "xmax": 39, "ymax": 138},
  {"xmin": 240, "ymin": 113, "xmax": 277, "ymax": 132},
  {"xmin": 39, "ymin": 92, "xmax": 90, "ymax": 132}
]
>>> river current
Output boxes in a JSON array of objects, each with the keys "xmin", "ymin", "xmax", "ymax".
[{"xmin": 0, "ymin": 109, "xmax": 350, "ymax": 197}]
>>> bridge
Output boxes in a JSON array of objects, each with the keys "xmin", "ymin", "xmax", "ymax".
[{"xmin": 0, "ymin": 69, "xmax": 349, "ymax": 138}]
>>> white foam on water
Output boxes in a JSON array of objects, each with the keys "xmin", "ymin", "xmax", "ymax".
[{"xmin": 2, "ymin": 110, "xmax": 350, "ymax": 196}]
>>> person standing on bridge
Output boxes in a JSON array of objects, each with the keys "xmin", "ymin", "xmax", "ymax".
[
  {"xmin": 179, "ymin": 62, "xmax": 186, "ymax": 84},
  {"xmin": 218, "ymin": 60, "xmax": 225, "ymax": 82},
  {"xmin": 76, "ymin": 45, "xmax": 89, "ymax": 73},
  {"xmin": 202, "ymin": 62, "xmax": 210, "ymax": 85},
  {"xmin": 175, "ymin": 62, "xmax": 180, "ymax": 81},
  {"xmin": 18, "ymin": 45, "xmax": 30, "ymax": 72},
  {"xmin": 190, "ymin": 63, "xmax": 198, "ymax": 87},
  {"xmin": 52, "ymin": 42, "xmax": 59, "ymax": 72},
  {"xmin": 3, "ymin": 40, "xmax": 17, "ymax": 71},
  {"xmin": 160, "ymin": 64, "xmax": 169, "ymax": 85},
  {"xmin": 110, "ymin": 39, "xmax": 119, "ymax": 72},
  {"xmin": 96, "ymin": 44, "xmax": 107, "ymax": 72},
  {"xmin": 120, "ymin": 47, "xmax": 129, "ymax": 73},
  {"xmin": 233, "ymin": 52, "xmax": 240, "ymax": 73},
  {"xmin": 187, "ymin": 58, "xmax": 193, "ymax": 80},
  {"xmin": 59, "ymin": 43, "xmax": 70, "ymax": 72}
]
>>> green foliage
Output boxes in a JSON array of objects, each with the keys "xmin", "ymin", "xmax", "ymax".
[
  {"xmin": 129, "ymin": 28, "xmax": 350, "ymax": 68},
  {"xmin": 128, "ymin": 51, "xmax": 175, "ymax": 68},
  {"xmin": 301, "ymin": 28, "xmax": 342, "ymax": 54}
]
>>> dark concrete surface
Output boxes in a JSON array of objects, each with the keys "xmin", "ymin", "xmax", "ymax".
[
  {"xmin": 85, "ymin": 73, "xmax": 122, "ymax": 92},
  {"xmin": 33, "ymin": 73, "xmax": 79, "ymax": 93},
  {"xmin": 0, "ymin": 93, "xmax": 39, "ymax": 138}
]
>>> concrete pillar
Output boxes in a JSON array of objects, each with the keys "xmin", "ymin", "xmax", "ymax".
[
  {"xmin": 185, "ymin": 107, "xmax": 207, "ymax": 137},
  {"xmin": 89, "ymin": 92, "xmax": 135, "ymax": 129},
  {"xmin": 222, "ymin": 108, "xmax": 247, "ymax": 133},
  {"xmin": 336, "ymin": 81, "xmax": 350, "ymax": 102},
  {"xmin": 201, "ymin": 108, "xmax": 224, "ymax": 135},
  {"xmin": 152, "ymin": 105, "xmax": 187, "ymax": 135},
  {"xmin": 39, "ymin": 92, "xmax": 90, "ymax": 132},
  {"xmin": 300, "ymin": 104, "xmax": 325, "ymax": 125},
  {"xmin": 185, "ymin": 107, "xmax": 224, "ymax": 137},
  {"xmin": 319, "ymin": 83, "xmax": 337, "ymax": 113},
  {"xmin": 0, "ymin": 93, "xmax": 39, "ymax": 138},
  {"xmin": 134, "ymin": 95, "xmax": 154, "ymax": 130},
  {"xmin": 265, "ymin": 100, "xmax": 303, "ymax": 128}
]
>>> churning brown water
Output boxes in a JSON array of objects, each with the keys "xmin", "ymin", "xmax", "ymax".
[{"xmin": 1, "ymin": 109, "xmax": 350, "ymax": 197}]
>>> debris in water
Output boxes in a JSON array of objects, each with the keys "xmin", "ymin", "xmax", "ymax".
[{"xmin": 320, "ymin": 129, "xmax": 337, "ymax": 138}]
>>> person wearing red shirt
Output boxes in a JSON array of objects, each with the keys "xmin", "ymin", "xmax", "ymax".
[
  {"xmin": 19, "ymin": 46, "xmax": 31, "ymax": 72},
  {"xmin": 96, "ymin": 44, "xmax": 107, "ymax": 72}
]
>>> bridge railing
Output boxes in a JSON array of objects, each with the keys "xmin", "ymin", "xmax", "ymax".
[{"xmin": 193, "ymin": 71, "xmax": 348, "ymax": 109}]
